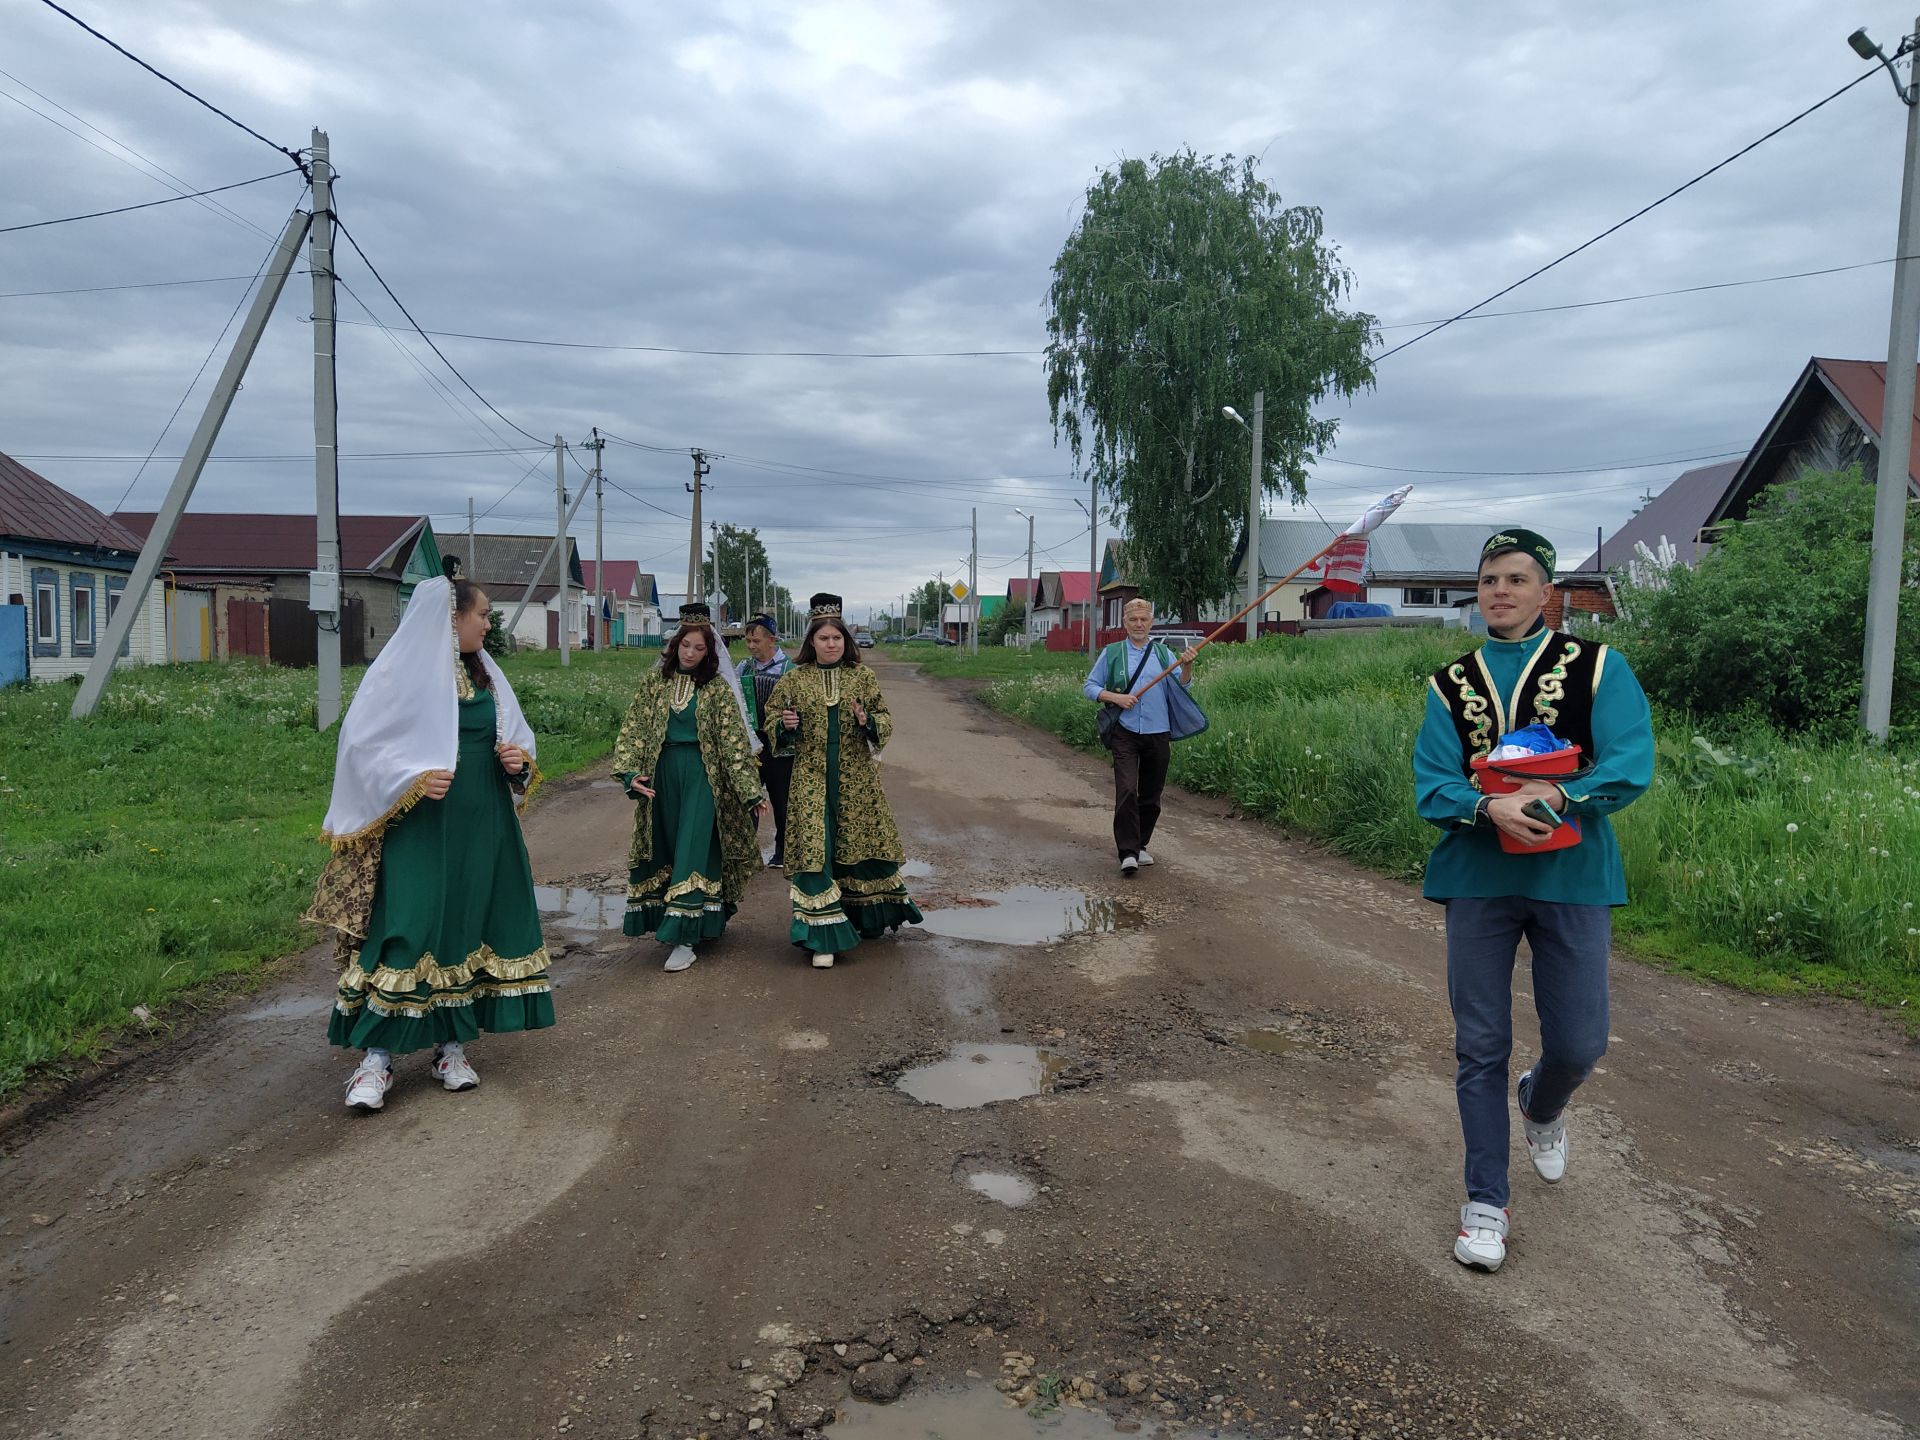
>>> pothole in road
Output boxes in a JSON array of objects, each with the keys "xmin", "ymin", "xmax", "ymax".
[
  {"xmin": 896, "ymin": 1045, "xmax": 1071, "ymax": 1109},
  {"xmin": 534, "ymin": 884, "xmax": 625, "ymax": 931},
  {"xmin": 915, "ymin": 887, "xmax": 1133, "ymax": 946},
  {"xmin": 1236, "ymin": 1028, "xmax": 1304, "ymax": 1056},
  {"xmin": 238, "ymin": 993, "xmax": 335, "ymax": 1022},
  {"xmin": 966, "ymin": 1171, "xmax": 1038, "ymax": 1207},
  {"xmin": 589, "ymin": 779, "xmax": 621, "ymax": 789},
  {"xmin": 834, "ymin": 1381, "xmax": 1241, "ymax": 1437},
  {"xmin": 901, "ymin": 858, "xmax": 936, "ymax": 879}
]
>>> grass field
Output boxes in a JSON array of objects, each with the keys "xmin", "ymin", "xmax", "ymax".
[
  {"xmin": 0, "ymin": 649, "xmax": 648, "ymax": 1094},
  {"xmin": 912, "ymin": 632, "xmax": 1920, "ymax": 1011}
]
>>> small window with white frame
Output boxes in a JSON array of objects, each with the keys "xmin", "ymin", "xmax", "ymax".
[
  {"xmin": 72, "ymin": 581, "xmax": 95, "ymax": 646},
  {"xmin": 34, "ymin": 580, "xmax": 57, "ymax": 643},
  {"xmin": 1402, "ymin": 587, "xmax": 1439, "ymax": 607}
]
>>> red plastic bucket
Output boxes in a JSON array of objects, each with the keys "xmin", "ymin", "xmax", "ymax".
[{"xmin": 1470, "ymin": 745, "xmax": 1583, "ymax": 855}]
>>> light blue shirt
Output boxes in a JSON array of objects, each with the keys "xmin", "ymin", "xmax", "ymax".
[{"xmin": 1083, "ymin": 639, "xmax": 1190, "ymax": 736}]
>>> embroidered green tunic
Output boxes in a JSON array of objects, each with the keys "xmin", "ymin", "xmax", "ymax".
[
  {"xmin": 327, "ymin": 688, "xmax": 554, "ymax": 1053},
  {"xmin": 613, "ymin": 673, "xmax": 765, "ymax": 944},
  {"xmin": 764, "ymin": 660, "xmax": 922, "ymax": 953},
  {"xmin": 1414, "ymin": 625, "xmax": 1654, "ymax": 906}
]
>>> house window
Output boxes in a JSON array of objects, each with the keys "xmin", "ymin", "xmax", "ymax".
[
  {"xmin": 1403, "ymin": 587, "xmax": 1438, "ymax": 607},
  {"xmin": 70, "ymin": 574, "xmax": 96, "ymax": 657},
  {"xmin": 105, "ymin": 576, "xmax": 130, "ymax": 658},
  {"xmin": 34, "ymin": 576, "xmax": 58, "ymax": 648}
]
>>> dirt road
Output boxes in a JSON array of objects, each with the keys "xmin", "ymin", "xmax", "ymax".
[{"xmin": 3, "ymin": 655, "xmax": 1916, "ymax": 1440}]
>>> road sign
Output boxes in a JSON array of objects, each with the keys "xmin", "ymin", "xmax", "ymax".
[{"xmin": 950, "ymin": 580, "xmax": 970, "ymax": 601}]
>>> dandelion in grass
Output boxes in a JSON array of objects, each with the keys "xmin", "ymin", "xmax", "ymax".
[{"xmin": 1786, "ymin": 823, "xmax": 1799, "ymax": 834}]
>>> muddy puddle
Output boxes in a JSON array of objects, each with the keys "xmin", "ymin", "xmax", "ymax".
[
  {"xmin": 238, "ymin": 993, "xmax": 335, "ymax": 1023},
  {"xmin": 901, "ymin": 858, "xmax": 936, "ymax": 878},
  {"xmin": 916, "ymin": 887, "xmax": 1125, "ymax": 946},
  {"xmin": 534, "ymin": 885, "xmax": 625, "ymax": 931},
  {"xmin": 965, "ymin": 1170, "xmax": 1038, "ymax": 1207},
  {"xmin": 833, "ymin": 1381, "xmax": 1240, "ymax": 1437},
  {"xmin": 897, "ymin": 1045, "xmax": 1068, "ymax": 1109},
  {"xmin": 1237, "ymin": 1028, "xmax": 1302, "ymax": 1056}
]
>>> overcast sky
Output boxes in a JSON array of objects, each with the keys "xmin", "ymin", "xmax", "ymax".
[{"xmin": 4, "ymin": 0, "xmax": 1916, "ymax": 617}]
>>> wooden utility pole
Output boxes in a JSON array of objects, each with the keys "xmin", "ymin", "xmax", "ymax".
[
  {"xmin": 554, "ymin": 435, "xmax": 570, "ymax": 667},
  {"xmin": 686, "ymin": 449, "xmax": 710, "ymax": 599}
]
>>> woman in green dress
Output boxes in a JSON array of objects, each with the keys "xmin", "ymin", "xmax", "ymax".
[
  {"xmin": 764, "ymin": 593, "xmax": 922, "ymax": 968},
  {"xmin": 307, "ymin": 576, "xmax": 553, "ymax": 1113},
  {"xmin": 614, "ymin": 604, "xmax": 770, "ymax": 972}
]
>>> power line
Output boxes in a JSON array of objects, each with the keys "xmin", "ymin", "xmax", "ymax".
[
  {"xmin": 0, "ymin": 272, "xmax": 310, "ymax": 300},
  {"xmin": 34, "ymin": 0, "xmax": 307, "ymax": 170},
  {"xmin": 326, "ymin": 314, "xmax": 1041, "ymax": 359},
  {"xmin": 19, "ymin": 445, "xmax": 548, "ymax": 463},
  {"xmin": 330, "ymin": 210, "xmax": 550, "ymax": 447},
  {"xmin": 1372, "ymin": 65, "xmax": 1881, "ymax": 362},
  {"xmin": 600, "ymin": 474, "xmax": 691, "ymax": 523},
  {"xmin": 0, "ymin": 168, "xmax": 303, "ymax": 235}
]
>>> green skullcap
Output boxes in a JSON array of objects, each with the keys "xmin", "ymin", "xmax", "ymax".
[{"xmin": 1480, "ymin": 528, "xmax": 1556, "ymax": 580}]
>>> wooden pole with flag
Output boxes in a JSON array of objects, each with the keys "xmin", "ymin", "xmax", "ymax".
[{"xmin": 1131, "ymin": 485, "xmax": 1414, "ymax": 699}]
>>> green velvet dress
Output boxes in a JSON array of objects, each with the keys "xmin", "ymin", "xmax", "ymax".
[
  {"xmin": 328, "ymin": 689, "xmax": 554, "ymax": 1053},
  {"xmin": 784, "ymin": 692, "xmax": 922, "ymax": 954},
  {"xmin": 622, "ymin": 692, "xmax": 733, "ymax": 943}
]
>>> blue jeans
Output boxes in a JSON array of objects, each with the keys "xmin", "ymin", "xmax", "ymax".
[{"xmin": 1445, "ymin": 896, "xmax": 1612, "ymax": 1208}]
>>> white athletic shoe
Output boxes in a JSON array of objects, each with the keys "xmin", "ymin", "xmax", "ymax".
[
  {"xmin": 663, "ymin": 944, "xmax": 698, "ymax": 973},
  {"xmin": 812, "ymin": 952, "xmax": 836, "ymax": 969},
  {"xmin": 1518, "ymin": 1068, "xmax": 1569, "ymax": 1183},
  {"xmin": 1136, "ymin": 849, "xmax": 1155, "ymax": 865},
  {"xmin": 1453, "ymin": 1202, "xmax": 1509, "ymax": 1272},
  {"xmin": 432, "ymin": 1045, "xmax": 479, "ymax": 1092},
  {"xmin": 344, "ymin": 1054, "xmax": 392, "ymax": 1112},
  {"xmin": 1119, "ymin": 855, "xmax": 1139, "ymax": 876}
]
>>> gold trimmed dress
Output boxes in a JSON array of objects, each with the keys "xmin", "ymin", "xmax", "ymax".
[
  {"xmin": 614, "ymin": 671, "xmax": 765, "ymax": 945},
  {"xmin": 764, "ymin": 659, "xmax": 921, "ymax": 954},
  {"xmin": 322, "ymin": 687, "xmax": 553, "ymax": 1052}
]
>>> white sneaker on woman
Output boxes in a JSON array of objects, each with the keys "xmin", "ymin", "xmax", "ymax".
[
  {"xmin": 812, "ymin": 952, "xmax": 836, "ymax": 969},
  {"xmin": 344, "ymin": 1054, "xmax": 392, "ymax": 1112},
  {"xmin": 663, "ymin": 944, "xmax": 698, "ymax": 973},
  {"xmin": 432, "ymin": 1044, "xmax": 479, "ymax": 1092},
  {"xmin": 1136, "ymin": 849, "xmax": 1155, "ymax": 866},
  {"xmin": 1453, "ymin": 1202, "xmax": 1509, "ymax": 1272}
]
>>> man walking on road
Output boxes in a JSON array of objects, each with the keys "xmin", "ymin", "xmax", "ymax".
[
  {"xmin": 1084, "ymin": 597, "xmax": 1197, "ymax": 876},
  {"xmin": 1413, "ymin": 528, "xmax": 1654, "ymax": 1274},
  {"xmin": 737, "ymin": 614, "xmax": 793, "ymax": 867}
]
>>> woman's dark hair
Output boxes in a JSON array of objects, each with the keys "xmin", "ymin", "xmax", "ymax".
[
  {"xmin": 452, "ymin": 579, "xmax": 493, "ymax": 691},
  {"xmin": 795, "ymin": 617, "xmax": 862, "ymax": 667},
  {"xmin": 657, "ymin": 623, "xmax": 721, "ymax": 685}
]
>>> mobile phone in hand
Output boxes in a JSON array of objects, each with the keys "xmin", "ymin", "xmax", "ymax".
[{"xmin": 1522, "ymin": 797, "xmax": 1563, "ymax": 829}]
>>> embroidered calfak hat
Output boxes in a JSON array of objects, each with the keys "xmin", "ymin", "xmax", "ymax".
[
  {"xmin": 807, "ymin": 592, "xmax": 843, "ymax": 620},
  {"xmin": 745, "ymin": 612, "xmax": 779, "ymax": 637},
  {"xmin": 1480, "ymin": 528, "xmax": 1556, "ymax": 580},
  {"xmin": 677, "ymin": 601, "xmax": 714, "ymax": 628}
]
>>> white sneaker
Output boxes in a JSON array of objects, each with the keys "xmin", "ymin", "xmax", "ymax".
[
  {"xmin": 432, "ymin": 1044, "xmax": 479, "ymax": 1092},
  {"xmin": 1453, "ymin": 1202, "xmax": 1509, "ymax": 1272},
  {"xmin": 1518, "ymin": 1068, "xmax": 1569, "ymax": 1183},
  {"xmin": 344, "ymin": 1054, "xmax": 392, "ymax": 1112},
  {"xmin": 1119, "ymin": 855, "xmax": 1139, "ymax": 876},
  {"xmin": 1136, "ymin": 849, "xmax": 1155, "ymax": 866},
  {"xmin": 812, "ymin": 952, "xmax": 836, "ymax": 969},
  {"xmin": 663, "ymin": 944, "xmax": 698, "ymax": 973}
]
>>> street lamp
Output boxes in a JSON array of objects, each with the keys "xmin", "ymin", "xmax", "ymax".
[
  {"xmin": 1852, "ymin": 19, "xmax": 1920, "ymax": 738},
  {"xmin": 1013, "ymin": 507, "xmax": 1035, "ymax": 648},
  {"xmin": 1223, "ymin": 394, "xmax": 1265, "ymax": 641}
]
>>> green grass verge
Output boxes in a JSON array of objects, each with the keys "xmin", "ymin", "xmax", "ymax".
[
  {"xmin": 0, "ymin": 650, "xmax": 649, "ymax": 1094},
  {"xmin": 937, "ymin": 630, "xmax": 1920, "ymax": 1012}
]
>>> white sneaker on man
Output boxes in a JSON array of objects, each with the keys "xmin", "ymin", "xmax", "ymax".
[
  {"xmin": 1119, "ymin": 855, "xmax": 1139, "ymax": 876},
  {"xmin": 1136, "ymin": 849, "xmax": 1155, "ymax": 866},
  {"xmin": 663, "ymin": 944, "xmax": 698, "ymax": 973},
  {"xmin": 1453, "ymin": 1202, "xmax": 1509, "ymax": 1272},
  {"xmin": 812, "ymin": 952, "xmax": 836, "ymax": 969},
  {"xmin": 344, "ymin": 1054, "xmax": 392, "ymax": 1112},
  {"xmin": 432, "ymin": 1044, "xmax": 479, "ymax": 1092},
  {"xmin": 1518, "ymin": 1069, "xmax": 1569, "ymax": 1183}
]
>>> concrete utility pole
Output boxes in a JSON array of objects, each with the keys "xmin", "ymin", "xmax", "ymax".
[
  {"xmin": 309, "ymin": 131, "xmax": 342, "ymax": 728},
  {"xmin": 686, "ymin": 449, "xmax": 710, "ymax": 600},
  {"xmin": 1860, "ymin": 19, "xmax": 1920, "ymax": 739},
  {"xmin": 1087, "ymin": 473, "xmax": 1099, "ymax": 659},
  {"xmin": 1245, "ymin": 389, "xmax": 1264, "ymax": 642},
  {"xmin": 1015, "ymin": 507, "xmax": 1034, "ymax": 648},
  {"xmin": 970, "ymin": 507, "xmax": 979, "ymax": 654},
  {"xmin": 505, "ymin": 463, "xmax": 593, "ymax": 642},
  {"xmin": 72, "ymin": 202, "xmax": 314, "ymax": 719},
  {"xmin": 584, "ymin": 427, "xmax": 605, "ymax": 651},
  {"xmin": 554, "ymin": 435, "xmax": 570, "ymax": 668},
  {"xmin": 467, "ymin": 496, "xmax": 476, "ymax": 579}
]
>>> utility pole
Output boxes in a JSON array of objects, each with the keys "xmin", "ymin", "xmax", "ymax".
[
  {"xmin": 687, "ymin": 449, "xmax": 709, "ymax": 600},
  {"xmin": 1245, "ymin": 389, "xmax": 1265, "ymax": 642},
  {"xmin": 585, "ymin": 427, "xmax": 605, "ymax": 651},
  {"xmin": 467, "ymin": 495, "xmax": 475, "ymax": 580},
  {"xmin": 73, "ymin": 202, "xmax": 314, "ymax": 718},
  {"xmin": 309, "ymin": 131, "xmax": 342, "ymax": 728},
  {"xmin": 709, "ymin": 520, "xmax": 720, "ymax": 618},
  {"xmin": 937, "ymin": 569, "xmax": 944, "ymax": 641},
  {"xmin": 1087, "ymin": 472, "xmax": 1099, "ymax": 659},
  {"xmin": 1860, "ymin": 19, "xmax": 1920, "ymax": 739},
  {"xmin": 554, "ymin": 435, "xmax": 570, "ymax": 668},
  {"xmin": 970, "ymin": 507, "xmax": 979, "ymax": 654},
  {"xmin": 1016, "ymin": 508, "xmax": 1034, "ymax": 649}
]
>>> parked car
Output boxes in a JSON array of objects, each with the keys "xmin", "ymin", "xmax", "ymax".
[
  {"xmin": 1152, "ymin": 627, "xmax": 1208, "ymax": 647},
  {"xmin": 854, "ymin": 628, "xmax": 875, "ymax": 648}
]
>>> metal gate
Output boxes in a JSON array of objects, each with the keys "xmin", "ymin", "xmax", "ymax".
[
  {"xmin": 0, "ymin": 604, "xmax": 25, "ymax": 688},
  {"xmin": 267, "ymin": 597, "xmax": 366, "ymax": 667}
]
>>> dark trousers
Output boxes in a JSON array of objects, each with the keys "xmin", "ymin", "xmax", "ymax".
[
  {"xmin": 759, "ymin": 751, "xmax": 793, "ymax": 860},
  {"xmin": 1109, "ymin": 726, "xmax": 1171, "ymax": 859},
  {"xmin": 1445, "ymin": 896, "xmax": 1612, "ymax": 1208}
]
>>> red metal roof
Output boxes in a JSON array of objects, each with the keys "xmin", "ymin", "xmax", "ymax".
[
  {"xmin": 1048, "ymin": 571, "xmax": 1095, "ymax": 605},
  {"xmin": 115, "ymin": 512, "xmax": 426, "ymax": 576},
  {"xmin": 578, "ymin": 559, "xmax": 640, "ymax": 596},
  {"xmin": 1007, "ymin": 577, "xmax": 1034, "ymax": 604},
  {"xmin": 0, "ymin": 450, "xmax": 149, "ymax": 554},
  {"xmin": 1810, "ymin": 358, "xmax": 1920, "ymax": 484}
]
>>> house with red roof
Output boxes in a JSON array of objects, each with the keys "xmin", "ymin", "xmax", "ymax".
[
  {"xmin": 1, "ymin": 450, "xmax": 168, "ymax": 685},
  {"xmin": 579, "ymin": 559, "xmax": 662, "ymax": 647},
  {"xmin": 115, "ymin": 510, "xmax": 441, "ymax": 663},
  {"xmin": 1030, "ymin": 569, "xmax": 1097, "ymax": 640}
]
